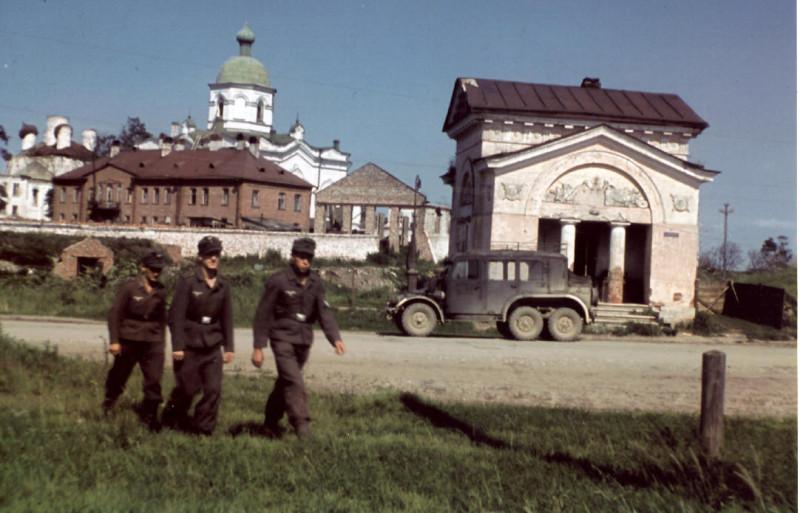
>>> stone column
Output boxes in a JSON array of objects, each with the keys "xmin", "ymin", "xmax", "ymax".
[
  {"xmin": 313, "ymin": 204, "xmax": 326, "ymax": 233},
  {"xmin": 364, "ymin": 205, "xmax": 376, "ymax": 234},
  {"xmin": 606, "ymin": 222, "xmax": 629, "ymax": 304},
  {"xmin": 388, "ymin": 207, "xmax": 400, "ymax": 252},
  {"xmin": 559, "ymin": 219, "xmax": 579, "ymax": 270},
  {"xmin": 342, "ymin": 205, "xmax": 353, "ymax": 234}
]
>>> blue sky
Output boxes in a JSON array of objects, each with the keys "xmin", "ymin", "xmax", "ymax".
[{"xmin": 0, "ymin": 0, "xmax": 795, "ymax": 257}]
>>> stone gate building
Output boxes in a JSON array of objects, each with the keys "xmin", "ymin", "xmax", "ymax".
[{"xmin": 442, "ymin": 77, "xmax": 718, "ymax": 323}]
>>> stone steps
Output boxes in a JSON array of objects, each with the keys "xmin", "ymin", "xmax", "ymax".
[{"xmin": 593, "ymin": 302, "xmax": 659, "ymax": 326}]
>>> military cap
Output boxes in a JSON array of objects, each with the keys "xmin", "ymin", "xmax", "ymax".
[
  {"xmin": 291, "ymin": 237, "xmax": 316, "ymax": 257},
  {"xmin": 141, "ymin": 251, "xmax": 166, "ymax": 270},
  {"xmin": 198, "ymin": 235, "xmax": 223, "ymax": 256}
]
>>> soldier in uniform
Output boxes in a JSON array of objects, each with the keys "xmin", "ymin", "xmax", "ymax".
[
  {"xmin": 103, "ymin": 251, "xmax": 168, "ymax": 431},
  {"xmin": 162, "ymin": 236, "xmax": 234, "ymax": 435},
  {"xmin": 252, "ymin": 237, "xmax": 345, "ymax": 439}
]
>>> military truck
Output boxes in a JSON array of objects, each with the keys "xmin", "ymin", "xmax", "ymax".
[{"xmin": 386, "ymin": 250, "xmax": 597, "ymax": 341}]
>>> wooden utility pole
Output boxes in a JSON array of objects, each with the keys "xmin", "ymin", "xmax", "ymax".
[
  {"xmin": 719, "ymin": 203, "xmax": 734, "ymax": 273},
  {"xmin": 700, "ymin": 350, "xmax": 726, "ymax": 458}
]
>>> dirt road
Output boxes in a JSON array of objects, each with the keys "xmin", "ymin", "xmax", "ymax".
[{"xmin": 1, "ymin": 316, "xmax": 795, "ymax": 418}]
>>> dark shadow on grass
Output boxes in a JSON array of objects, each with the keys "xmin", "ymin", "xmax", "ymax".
[
  {"xmin": 228, "ymin": 421, "xmax": 283, "ymax": 439},
  {"xmin": 399, "ymin": 393, "xmax": 509, "ymax": 449},
  {"xmin": 399, "ymin": 393, "xmax": 761, "ymax": 509}
]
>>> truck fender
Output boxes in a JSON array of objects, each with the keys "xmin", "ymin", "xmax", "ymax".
[
  {"xmin": 502, "ymin": 294, "xmax": 592, "ymax": 323},
  {"xmin": 394, "ymin": 296, "xmax": 445, "ymax": 323}
]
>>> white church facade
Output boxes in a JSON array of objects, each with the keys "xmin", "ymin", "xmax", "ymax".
[
  {"xmin": 442, "ymin": 77, "xmax": 718, "ymax": 323},
  {"xmin": 143, "ymin": 25, "xmax": 350, "ymax": 225}
]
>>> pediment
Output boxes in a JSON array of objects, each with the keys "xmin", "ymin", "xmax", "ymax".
[{"xmin": 482, "ymin": 125, "xmax": 717, "ymax": 185}]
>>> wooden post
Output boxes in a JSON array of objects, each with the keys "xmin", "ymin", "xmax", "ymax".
[{"xmin": 700, "ymin": 350, "xmax": 726, "ymax": 457}]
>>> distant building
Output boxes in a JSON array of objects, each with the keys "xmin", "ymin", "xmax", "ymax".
[
  {"xmin": 52, "ymin": 147, "xmax": 312, "ymax": 230},
  {"xmin": 316, "ymin": 162, "xmax": 451, "ymax": 261},
  {"xmin": 140, "ymin": 25, "xmax": 350, "ymax": 225},
  {"xmin": 442, "ymin": 77, "xmax": 718, "ymax": 323},
  {"xmin": 0, "ymin": 116, "xmax": 96, "ymax": 220}
]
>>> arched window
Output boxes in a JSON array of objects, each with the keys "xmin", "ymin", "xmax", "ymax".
[
  {"xmin": 459, "ymin": 171, "xmax": 473, "ymax": 206},
  {"xmin": 256, "ymin": 100, "xmax": 264, "ymax": 123},
  {"xmin": 217, "ymin": 96, "xmax": 225, "ymax": 119}
]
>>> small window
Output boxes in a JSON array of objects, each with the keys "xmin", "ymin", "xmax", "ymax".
[
  {"xmin": 201, "ymin": 188, "xmax": 209, "ymax": 206},
  {"xmin": 12, "ymin": 184, "xmax": 20, "ymax": 197},
  {"xmin": 293, "ymin": 194, "xmax": 301, "ymax": 212},
  {"xmin": 60, "ymin": 213, "xmax": 65, "ymax": 221},
  {"xmin": 278, "ymin": 192, "xmax": 286, "ymax": 210},
  {"xmin": 141, "ymin": 216, "xmax": 147, "ymax": 224},
  {"xmin": 124, "ymin": 215, "xmax": 131, "ymax": 222},
  {"xmin": 488, "ymin": 261, "xmax": 504, "ymax": 281},
  {"xmin": 164, "ymin": 216, "xmax": 171, "ymax": 225},
  {"xmin": 74, "ymin": 188, "xmax": 80, "ymax": 202},
  {"xmin": 467, "ymin": 260, "xmax": 480, "ymax": 280},
  {"xmin": 72, "ymin": 213, "xmax": 78, "ymax": 221},
  {"xmin": 106, "ymin": 186, "xmax": 113, "ymax": 202},
  {"xmin": 127, "ymin": 189, "xmax": 133, "ymax": 204},
  {"xmin": 153, "ymin": 216, "xmax": 159, "ymax": 223},
  {"xmin": 31, "ymin": 188, "xmax": 39, "ymax": 206},
  {"xmin": 141, "ymin": 187, "xmax": 148, "ymax": 204},
  {"xmin": 189, "ymin": 188, "xmax": 197, "ymax": 205},
  {"xmin": 251, "ymin": 190, "xmax": 259, "ymax": 208},
  {"xmin": 59, "ymin": 187, "xmax": 66, "ymax": 203},
  {"xmin": 153, "ymin": 188, "xmax": 160, "ymax": 205},
  {"xmin": 222, "ymin": 188, "xmax": 229, "ymax": 206},
  {"xmin": 164, "ymin": 189, "xmax": 171, "ymax": 205}
]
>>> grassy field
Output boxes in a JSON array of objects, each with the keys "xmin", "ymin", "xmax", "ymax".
[{"xmin": 0, "ymin": 331, "xmax": 795, "ymax": 513}]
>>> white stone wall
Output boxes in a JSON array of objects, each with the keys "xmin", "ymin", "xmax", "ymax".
[
  {"xmin": 0, "ymin": 220, "xmax": 381, "ymax": 260},
  {"xmin": 0, "ymin": 177, "xmax": 50, "ymax": 220}
]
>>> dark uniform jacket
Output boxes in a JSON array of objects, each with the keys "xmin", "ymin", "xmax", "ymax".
[
  {"xmin": 169, "ymin": 267, "xmax": 234, "ymax": 353},
  {"xmin": 108, "ymin": 278, "xmax": 167, "ymax": 343},
  {"xmin": 253, "ymin": 266, "xmax": 341, "ymax": 348}
]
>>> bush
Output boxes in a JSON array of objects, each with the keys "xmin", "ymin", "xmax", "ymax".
[{"xmin": 692, "ymin": 311, "xmax": 727, "ymax": 336}]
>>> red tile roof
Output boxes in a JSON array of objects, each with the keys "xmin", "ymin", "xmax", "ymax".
[
  {"xmin": 443, "ymin": 78, "xmax": 708, "ymax": 132},
  {"xmin": 55, "ymin": 148, "xmax": 312, "ymax": 189}
]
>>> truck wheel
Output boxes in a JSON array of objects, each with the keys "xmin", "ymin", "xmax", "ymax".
[
  {"xmin": 508, "ymin": 306, "xmax": 543, "ymax": 341},
  {"xmin": 400, "ymin": 303, "xmax": 436, "ymax": 337},
  {"xmin": 548, "ymin": 307, "xmax": 583, "ymax": 341},
  {"xmin": 496, "ymin": 321, "xmax": 513, "ymax": 339}
]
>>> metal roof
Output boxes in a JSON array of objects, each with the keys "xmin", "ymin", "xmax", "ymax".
[
  {"xmin": 54, "ymin": 148, "xmax": 312, "ymax": 189},
  {"xmin": 443, "ymin": 78, "xmax": 709, "ymax": 132}
]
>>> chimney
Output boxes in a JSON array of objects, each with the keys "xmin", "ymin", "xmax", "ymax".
[
  {"xmin": 19, "ymin": 123, "xmax": 38, "ymax": 151},
  {"xmin": 333, "ymin": 139, "xmax": 340, "ymax": 151},
  {"xmin": 56, "ymin": 124, "xmax": 73, "ymax": 150},
  {"xmin": 81, "ymin": 129, "xmax": 97, "ymax": 152},
  {"xmin": 110, "ymin": 140, "xmax": 121, "ymax": 158},
  {"xmin": 45, "ymin": 115, "xmax": 69, "ymax": 146},
  {"xmin": 248, "ymin": 136, "xmax": 259, "ymax": 157},
  {"xmin": 581, "ymin": 77, "xmax": 602, "ymax": 89}
]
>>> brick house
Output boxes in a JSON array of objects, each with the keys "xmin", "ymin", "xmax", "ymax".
[{"xmin": 52, "ymin": 147, "xmax": 312, "ymax": 230}]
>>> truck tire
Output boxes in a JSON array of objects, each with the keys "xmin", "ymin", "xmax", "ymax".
[
  {"xmin": 548, "ymin": 307, "xmax": 583, "ymax": 341},
  {"xmin": 508, "ymin": 306, "xmax": 544, "ymax": 341},
  {"xmin": 400, "ymin": 302, "xmax": 436, "ymax": 337},
  {"xmin": 496, "ymin": 321, "xmax": 513, "ymax": 339}
]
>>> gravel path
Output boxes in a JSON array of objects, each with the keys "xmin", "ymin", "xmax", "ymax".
[{"xmin": 1, "ymin": 316, "xmax": 795, "ymax": 418}]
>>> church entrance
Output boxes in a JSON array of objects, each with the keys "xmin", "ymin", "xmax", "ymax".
[{"xmin": 573, "ymin": 221, "xmax": 608, "ymax": 287}]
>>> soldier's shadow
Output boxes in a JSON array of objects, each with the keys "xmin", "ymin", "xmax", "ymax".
[{"xmin": 398, "ymin": 393, "xmax": 752, "ymax": 507}]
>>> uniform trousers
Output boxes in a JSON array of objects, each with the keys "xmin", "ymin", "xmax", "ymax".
[
  {"xmin": 104, "ymin": 339, "xmax": 164, "ymax": 405},
  {"xmin": 163, "ymin": 346, "xmax": 223, "ymax": 434},
  {"xmin": 264, "ymin": 340, "xmax": 311, "ymax": 429}
]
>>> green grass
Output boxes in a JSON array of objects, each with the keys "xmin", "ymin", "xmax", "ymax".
[{"xmin": 0, "ymin": 331, "xmax": 796, "ymax": 513}]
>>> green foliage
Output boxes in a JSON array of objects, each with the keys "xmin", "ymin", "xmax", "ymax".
[
  {"xmin": 748, "ymin": 236, "xmax": 793, "ymax": 272},
  {"xmin": 0, "ymin": 333, "xmax": 796, "ymax": 513}
]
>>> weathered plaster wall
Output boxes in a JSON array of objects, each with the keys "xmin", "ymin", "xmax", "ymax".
[{"xmin": 0, "ymin": 220, "xmax": 380, "ymax": 260}]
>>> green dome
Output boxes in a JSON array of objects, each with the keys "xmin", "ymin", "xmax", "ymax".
[
  {"xmin": 216, "ymin": 56, "xmax": 269, "ymax": 87},
  {"xmin": 215, "ymin": 24, "xmax": 270, "ymax": 87}
]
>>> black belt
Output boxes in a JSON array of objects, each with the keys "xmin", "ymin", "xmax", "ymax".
[{"xmin": 188, "ymin": 316, "xmax": 218, "ymax": 325}]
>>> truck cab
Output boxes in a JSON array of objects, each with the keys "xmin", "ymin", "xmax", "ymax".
[{"xmin": 386, "ymin": 250, "xmax": 596, "ymax": 341}]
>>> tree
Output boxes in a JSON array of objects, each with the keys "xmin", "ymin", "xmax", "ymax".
[
  {"xmin": 748, "ymin": 236, "xmax": 793, "ymax": 270},
  {"xmin": 118, "ymin": 117, "xmax": 152, "ymax": 150},
  {"xmin": 0, "ymin": 124, "xmax": 10, "ymax": 162},
  {"xmin": 94, "ymin": 133, "xmax": 116, "ymax": 157},
  {"xmin": 700, "ymin": 242, "xmax": 743, "ymax": 273}
]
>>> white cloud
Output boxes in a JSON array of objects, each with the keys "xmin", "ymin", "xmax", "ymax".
[{"xmin": 747, "ymin": 218, "xmax": 796, "ymax": 230}]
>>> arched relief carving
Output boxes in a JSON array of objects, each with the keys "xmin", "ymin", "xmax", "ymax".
[
  {"xmin": 546, "ymin": 167, "xmax": 648, "ymax": 209},
  {"xmin": 523, "ymin": 150, "xmax": 665, "ymax": 224}
]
